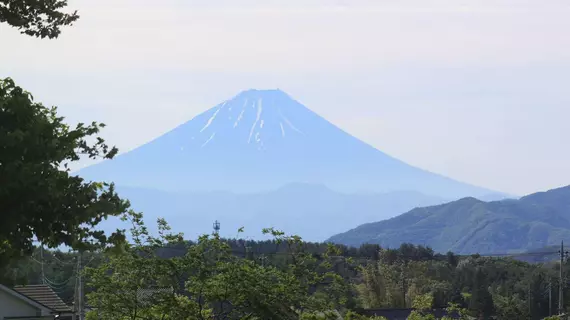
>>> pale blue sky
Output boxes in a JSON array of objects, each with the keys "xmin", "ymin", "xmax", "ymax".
[{"xmin": 1, "ymin": 0, "xmax": 569, "ymax": 195}]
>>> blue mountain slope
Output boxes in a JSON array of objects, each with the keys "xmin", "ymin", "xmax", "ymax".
[
  {"xmin": 78, "ymin": 89, "xmax": 497, "ymax": 199},
  {"xmin": 327, "ymin": 186, "xmax": 570, "ymax": 254}
]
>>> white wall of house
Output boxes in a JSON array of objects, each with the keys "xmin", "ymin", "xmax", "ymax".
[{"xmin": 0, "ymin": 288, "xmax": 45, "ymax": 319}]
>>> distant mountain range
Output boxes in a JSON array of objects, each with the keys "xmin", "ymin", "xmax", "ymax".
[
  {"xmin": 95, "ymin": 184, "xmax": 445, "ymax": 241},
  {"xmin": 327, "ymin": 185, "xmax": 570, "ymax": 254},
  {"xmin": 78, "ymin": 89, "xmax": 507, "ymax": 241}
]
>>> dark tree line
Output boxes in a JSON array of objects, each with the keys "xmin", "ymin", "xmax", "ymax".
[{"xmin": 8, "ymin": 240, "xmax": 570, "ymax": 319}]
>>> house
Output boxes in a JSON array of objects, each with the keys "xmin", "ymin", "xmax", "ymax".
[{"xmin": 0, "ymin": 284, "xmax": 73, "ymax": 320}]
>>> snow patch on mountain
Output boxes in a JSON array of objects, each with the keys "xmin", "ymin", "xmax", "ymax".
[
  {"xmin": 201, "ymin": 132, "xmax": 216, "ymax": 147},
  {"xmin": 185, "ymin": 90, "xmax": 307, "ymax": 150}
]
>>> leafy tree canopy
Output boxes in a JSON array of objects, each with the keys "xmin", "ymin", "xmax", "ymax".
[
  {"xmin": 86, "ymin": 216, "xmax": 353, "ymax": 320},
  {"xmin": 0, "ymin": 0, "xmax": 78, "ymax": 38},
  {"xmin": 0, "ymin": 78, "xmax": 129, "ymax": 266}
]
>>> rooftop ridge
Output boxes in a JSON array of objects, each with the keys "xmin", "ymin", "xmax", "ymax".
[{"xmin": 14, "ymin": 284, "xmax": 72, "ymax": 313}]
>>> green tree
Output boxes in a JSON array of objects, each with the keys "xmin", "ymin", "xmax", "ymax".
[
  {"xmin": 86, "ymin": 215, "xmax": 349, "ymax": 320},
  {"xmin": 468, "ymin": 268, "xmax": 494, "ymax": 319},
  {"xmin": 0, "ymin": 78, "xmax": 129, "ymax": 268},
  {"xmin": 343, "ymin": 310, "xmax": 387, "ymax": 320},
  {"xmin": 492, "ymin": 293, "xmax": 528, "ymax": 320},
  {"xmin": 441, "ymin": 303, "xmax": 472, "ymax": 320},
  {"xmin": 407, "ymin": 293, "xmax": 436, "ymax": 320},
  {"xmin": 0, "ymin": 0, "xmax": 79, "ymax": 38}
]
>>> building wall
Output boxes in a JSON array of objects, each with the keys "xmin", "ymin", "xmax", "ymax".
[{"xmin": 0, "ymin": 289, "xmax": 42, "ymax": 319}]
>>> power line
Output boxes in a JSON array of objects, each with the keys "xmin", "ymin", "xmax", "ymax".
[
  {"xmin": 33, "ymin": 245, "xmax": 76, "ymax": 294},
  {"xmin": 44, "ymin": 275, "xmax": 74, "ymax": 287},
  {"xmin": 84, "ymin": 256, "xmax": 96, "ymax": 267},
  {"xmin": 30, "ymin": 250, "xmax": 76, "ymax": 266},
  {"xmin": 50, "ymin": 253, "xmax": 78, "ymax": 266}
]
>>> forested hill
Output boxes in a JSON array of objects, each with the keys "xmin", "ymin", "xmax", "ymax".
[{"xmin": 327, "ymin": 185, "xmax": 570, "ymax": 254}]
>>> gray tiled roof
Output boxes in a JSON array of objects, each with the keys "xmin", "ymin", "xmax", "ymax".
[{"xmin": 14, "ymin": 284, "xmax": 72, "ymax": 313}]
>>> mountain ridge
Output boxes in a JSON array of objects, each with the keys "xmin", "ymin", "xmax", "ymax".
[{"xmin": 327, "ymin": 185, "xmax": 570, "ymax": 254}]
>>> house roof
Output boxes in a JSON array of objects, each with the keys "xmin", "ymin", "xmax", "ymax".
[
  {"xmin": 14, "ymin": 284, "xmax": 72, "ymax": 313},
  {"xmin": 0, "ymin": 284, "xmax": 54, "ymax": 314}
]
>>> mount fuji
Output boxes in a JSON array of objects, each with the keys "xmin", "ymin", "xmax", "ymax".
[
  {"xmin": 80, "ymin": 89, "xmax": 493, "ymax": 197},
  {"xmin": 78, "ymin": 89, "xmax": 503, "ymax": 240}
]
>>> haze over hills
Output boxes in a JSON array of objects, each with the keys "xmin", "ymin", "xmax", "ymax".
[
  {"xmin": 78, "ymin": 89, "xmax": 507, "ymax": 241},
  {"xmin": 327, "ymin": 185, "xmax": 570, "ymax": 254},
  {"xmin": 104, "ymin": 184, "xmax": 446, "ymax": 241}
]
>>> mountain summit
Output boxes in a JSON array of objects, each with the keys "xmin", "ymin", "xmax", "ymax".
[{"xmin": 78, "ymin": 89, "xmax": 494, "ymax": 198}]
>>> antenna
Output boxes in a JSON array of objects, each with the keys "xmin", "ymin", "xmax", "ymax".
[{"xmin": 213, "ymin": 220, "xmax": 220, "ymax": 235}]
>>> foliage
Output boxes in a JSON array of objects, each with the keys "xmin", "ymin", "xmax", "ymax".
[
  {"xmin": 467, "ymin": 268, "xmax": 495, "ymax": 318},
  {"xmin": 85, "ymin": 214, "xmax": 352, "ymax": 319},
  {"xmin": 85, "ymin": 310, "xmax": 99, "ymax": 320},
  {"xmin": 0, "ymin": 0, "xmax": 79, "ymax": 38},
  {"xmin": 299, "ymin": 310, "xmax": 341, "ymax": 320},
  {"xmin": 356, "ymin": 246, "xmax": 452, "ymax": 309},
  {"xmin": 407, "ymin": 293, "xmax": 436, "ymax": 320},
  {"xmin": 442, "ymin": 303, "xmax": 471, "ymax": 320},
  {"xmin": 355, "ymin": 243, "xmax": 566, "ymax": 320},
  {"xmin": 11, "ymin": 238, "xmax": 570, "ymax": 320},
  {"xmin": 491, "ymin": 293, "xmax": 528, "ymax": 320},
  {"xmin": 0, "ymin": 78, "xmax": 129, "ymax": 270},
  {"xmin": 343, "ymin": 310, "xmax": 386, "ymax": 320}
]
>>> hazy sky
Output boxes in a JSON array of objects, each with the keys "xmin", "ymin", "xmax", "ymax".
[{"xmin": 1, "ymin": 0, "xmax": 569, "ymax": 195}]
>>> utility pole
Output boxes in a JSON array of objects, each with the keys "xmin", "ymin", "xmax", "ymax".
[
  {"xmin": 78, "ymin": 251, "xmax": 84, "ymax": 320},
  {"xmin": 559, "ymin": 241, "xmax": 568, "ymax": 315},
  {"xmin": 72, "ymin": 252, "xmax": 84, "ymax": 320},
  {"xmin": 72, "ymin": 254, "xmax": 79, "ymax": 320},
  {"xmin": 40, "ymin": 244, "xmax": 46, "ymax": 285}
]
